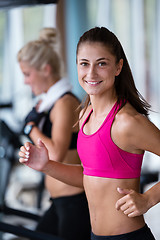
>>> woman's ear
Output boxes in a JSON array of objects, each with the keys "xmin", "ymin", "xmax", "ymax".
[
  {"xmin": 42, "ymin": 64, "xmax": 51, "ymax": 77},
  {"xmin": 115, "ymin": 59, "xmax": 123, "ymax": 76}
]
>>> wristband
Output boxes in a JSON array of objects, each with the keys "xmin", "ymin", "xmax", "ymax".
[{"xmin": 23, "ymin": 124, "xmax": 35, "ymax": 136}]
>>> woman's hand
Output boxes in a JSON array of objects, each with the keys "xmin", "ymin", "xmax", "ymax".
[
  {"xmin": 115, "ymin": 187, "xmax": 150, "ymax": 217},
  {"xmin": 19, "ymin": 139, "xmax": 49, "ymax": 171}
]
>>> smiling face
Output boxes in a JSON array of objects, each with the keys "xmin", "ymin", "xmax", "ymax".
[
  {"xmin": 77, "ymin": 42, "xmax": 123, "ymax": 98},
  {"xmin": 19, "ymin": 61, "xmax": 49, "ymax": 96}
]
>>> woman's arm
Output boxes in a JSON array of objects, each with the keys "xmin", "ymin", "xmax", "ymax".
[
  {"xmin": 19, "ymin": 140, "xmax": 84, "ymax": 188},
  {"xmin": 29, "ymin": 96, "xmax": 79, "ymax": 161},
  {"xmin": 115, "ymin": 113, "xmax": 160, "ymax": 217}
]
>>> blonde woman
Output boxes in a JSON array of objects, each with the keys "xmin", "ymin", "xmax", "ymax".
[{"xmin": 17, "ymin": 28, "xmax": 90, "ymax": 240}]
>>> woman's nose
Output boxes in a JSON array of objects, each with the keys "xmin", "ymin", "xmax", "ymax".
[{"xmin": 88, "ymin": 65, "xmax": 97, "ymax": 78}]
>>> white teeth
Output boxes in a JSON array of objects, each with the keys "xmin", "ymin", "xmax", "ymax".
[{"xmin": 87, "ymin": 81, "xmax": 99, "ymax": 85}]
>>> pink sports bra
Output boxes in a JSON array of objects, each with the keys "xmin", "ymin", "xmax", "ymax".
[{"xmin": 77, "ymin": 101, "xmax": 144, "ymax": 179}]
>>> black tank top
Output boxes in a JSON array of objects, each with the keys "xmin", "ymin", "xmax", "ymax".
[{"xmin": 42, "ymin": 92, "xmax": 79, "ymax": 149}]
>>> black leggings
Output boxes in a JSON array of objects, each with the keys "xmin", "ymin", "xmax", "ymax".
[
  {"xmin": 91, "ymin": 224, "xmax": 155, "ymax": 240},
  {"xmin": 36, "ymin": 192, "xmax": 91, "ymax": 240}
]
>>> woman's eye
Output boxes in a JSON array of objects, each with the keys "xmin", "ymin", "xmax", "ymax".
[
  {"xmin": 98, "ymin": 62, "xmax": 107, "ymax": 66},
  {"xmin": 24, "ymin": 73, "xmax": 30, "ymax": 77},
  {"xmin": 80, "ymin": 62, "xmax": 88, "ymax": 66}
]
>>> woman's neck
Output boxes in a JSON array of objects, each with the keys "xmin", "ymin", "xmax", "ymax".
[
  {"xmin": 45, "ymin": 76, "xmax": 60, "ymax": 93},
  {"xmin": 90, "ymin": 92, "xmax": 117, "ymax": 117}
]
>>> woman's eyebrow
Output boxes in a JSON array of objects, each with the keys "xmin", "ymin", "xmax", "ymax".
[
  {"xmin": 79, "ymin": 57, "xmax": 110, "ymax": 62},
  {"xmin": 79, "ymin": 58, "xmax": 89, "ymax": 61},
  {"xmin": 96, "ymin": 57, "xmax": 110, "ymax": 61}
]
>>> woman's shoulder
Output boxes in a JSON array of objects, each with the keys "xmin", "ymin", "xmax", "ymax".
[
  {"xmin": 48, "ymin": 94, "xmax": 79, "ymax": 122},
  {"xmin": 112, "ymin": 102, "xmax": 153, "ymax": 153},
  {"xmin": 118, "ymin": 102, "xmax": 147, "ymax": 119},
  {"xmin": 52, "ymin": 93, "xmax": 79, "ymax": 110},
  {"xmin": 115, "ymin": 102, "xmax": 150, "ymax": 135},
  {"xmin": 114, "ymin": 102, "xmax": 160, "ymax": 154}
]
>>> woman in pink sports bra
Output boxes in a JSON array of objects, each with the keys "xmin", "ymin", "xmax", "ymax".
[{"xmin": 19, "ymin": 27, "xmax": 160, "ymax": 240}]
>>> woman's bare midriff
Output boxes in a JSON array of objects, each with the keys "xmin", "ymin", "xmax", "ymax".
[
  {"xmin": 46, "ymin": 150, "xmax": 84, "ymax": 198},
  {"xmin": 84, "ymin": 175, "xmax": 145, "ymax": 236}
]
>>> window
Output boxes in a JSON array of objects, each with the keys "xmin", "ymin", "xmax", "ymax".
[{"xmin": 0, "ymin": 4, "xmax": 56, "ymax": 131}]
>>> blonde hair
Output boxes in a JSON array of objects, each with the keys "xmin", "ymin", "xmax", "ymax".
[{"xmin": 17, "ymin": 27, "xmax": 64, "ymax": 79}]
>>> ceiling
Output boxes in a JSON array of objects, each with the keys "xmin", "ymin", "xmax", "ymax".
[{"xmin": 0, "ymin": 0, "xmax": 58, "ymax": 9}]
